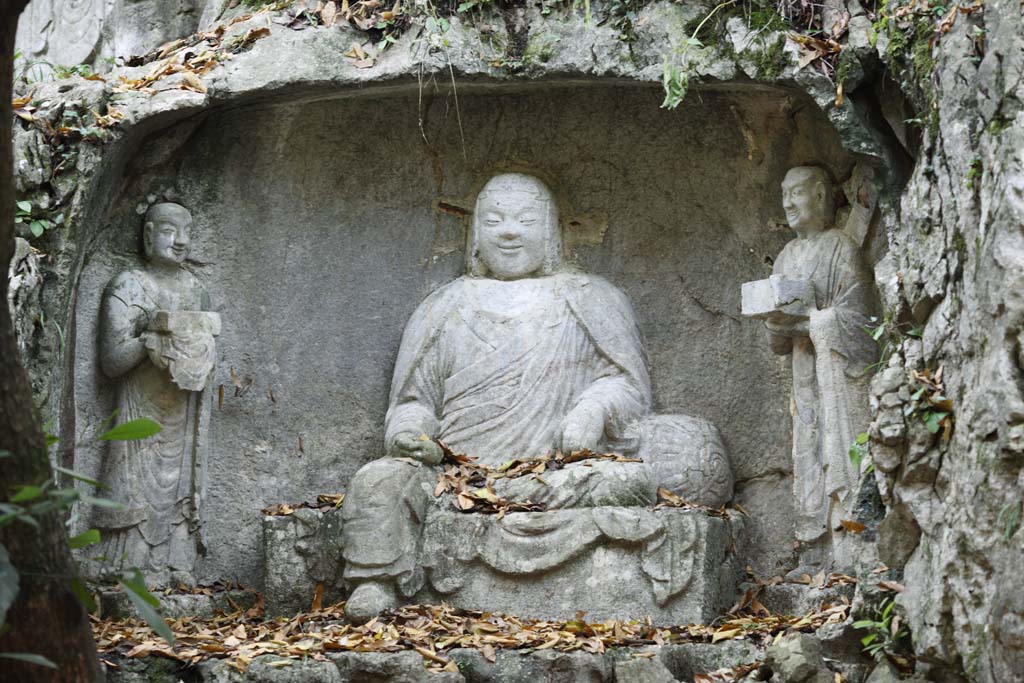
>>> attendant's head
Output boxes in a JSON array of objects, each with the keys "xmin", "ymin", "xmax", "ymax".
[
  {"xmin": 143, "ymin": 202, "xmax": 192, "ymax": 266},
  {"xmin": 781, "ymin": 166, "xmax": 835, "ymax": 237},
  {"xmin": 469, "ymin": 173, "xmax": 562, "ymax": 279}
]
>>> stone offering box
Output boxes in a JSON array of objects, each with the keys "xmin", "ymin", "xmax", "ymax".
[
  {"xmin": 740, "ymin": 275, "xmax": 815, "ymax": 323},
  {"xmin": 263, "ymin": 505, "xmax": 743, "ymax": 624},
  {"xmin": 149, "ymin": 309, "xmax": 222, "ymax": 336}
]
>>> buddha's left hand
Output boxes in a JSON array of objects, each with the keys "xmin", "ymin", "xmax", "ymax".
[{"xmin": 560, "ymin": 401, "xmax": 605, "ymax": 453}]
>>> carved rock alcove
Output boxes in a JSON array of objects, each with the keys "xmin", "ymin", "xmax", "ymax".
[{"xmin": 70, "ymin": 81, "xmax": 872, "ymax": 609}]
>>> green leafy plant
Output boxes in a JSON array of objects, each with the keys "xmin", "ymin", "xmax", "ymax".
[
  {"xmin": 966, "ymin": 156, "xmax": 982, "ymax": 189},
  {"xmin": 660, "ymin": 0, "xmax": 737, "ymax": 109},
  {"xmin": 999, "ymin": 501, "xmax": 1021, "ymax": 543},
  {"xmin": 904, "ymin": 368, "xmax": 953, "ymax": 437},
  {"xmin": 863, "ymin": 314, "xmax": 922, "ymax": 373},
  {"xmin": 0, "ymin": 418, "xmax": 171, "ymax": 669},
  {"xmin": 848, "ymin": 432, "xmax": 874, "ymax": 474},
  {"xmin": 14, "ymin": 200, "xmax": 62, "ymax": 238},
  {"xmin": 853, "ymin": 597, "xmax": 909, "ymax": 661}
]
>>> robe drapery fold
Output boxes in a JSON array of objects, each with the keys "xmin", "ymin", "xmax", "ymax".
[
  {"xmin": 772, "ymin": 229, "xmax": 875, "ymax": 542},
  {"xmin": 92, "ymin": 269, "xmax": 213, "ymax": 575},
  {"xmin": 385, "ymin": 273, "xmax": 651, "ymax": 465}
]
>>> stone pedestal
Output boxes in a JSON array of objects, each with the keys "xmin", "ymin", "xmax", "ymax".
[
  {"xmin": 263, "ymin": 506, "xmax": 740, "ymax": 625},
  {"xmin": 262, "ymin": 508, "xmax": 345, "ymax": 616},
  {"xmin": 417, "ymin": 507, "xmax": 741, "ymax": 625}
]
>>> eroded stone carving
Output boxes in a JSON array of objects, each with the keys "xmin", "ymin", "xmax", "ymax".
[
  {"xmin": 341, "ymin": 173, "xmax": 733, "ymax": 622},
  {"xmin": 93, "ymin": 202, "xmax": 219, "ymax": 583},
  {"xmin": 742, "ymin": 166, "xmax": 876, "ymax": 570}
]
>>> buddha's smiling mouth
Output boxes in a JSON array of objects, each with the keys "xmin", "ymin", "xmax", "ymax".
[{"xmin": 498, "ymin": 245, "xmax": 523, "ymax": 254}]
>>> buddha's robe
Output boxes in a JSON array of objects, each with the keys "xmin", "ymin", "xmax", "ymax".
[
  {"xmin": 771, "ymin": 229, "xmax": 876, "ymax": 544},
  {"xmin": 342, "ymin": 273, "xmax": 654, "ymax": 592},
  {"xmin": 92, "ymin": 269, "xmax": 215, "ymax": 576}
]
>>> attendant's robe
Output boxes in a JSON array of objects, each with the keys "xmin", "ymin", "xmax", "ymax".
[
  {"xmin": 342, "ymin": 273, "xmax": 654, "ymax": 592},
  {"xmin": 771, "ymin": 229, "xmax": 876, "ymax": 544},
  {"xmin": 93, "ymin": 269, "xmax": 214, "ymax": 576}
]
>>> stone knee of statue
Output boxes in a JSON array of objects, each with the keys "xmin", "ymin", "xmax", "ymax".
[
  {"xmin": 627, "ymin": 415, "xmax": 733, "ymax": 508},
  {"xmin": 340, "ymin": 457, "xmax": 435, "ymax": 623}
]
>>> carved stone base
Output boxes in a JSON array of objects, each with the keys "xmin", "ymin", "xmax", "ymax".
[
  {"xmin": 416, "ymin": 507, "xmax": 742, "ymax": 625},
  {"xmin": 262, "ymin": 506, "xmax": 740, "ymax": 624},
  {"xmin": 262, "ymin": 508, "xmax": 345, "ymax": 616}
]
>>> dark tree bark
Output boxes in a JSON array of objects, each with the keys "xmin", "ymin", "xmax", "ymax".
[{"xmin": 0, "ymin": 3, "xmax": 103, "ymax": 680}]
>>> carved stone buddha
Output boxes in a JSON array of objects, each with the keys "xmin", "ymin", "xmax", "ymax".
[{"xmin": 340, "ymin": 173, "xmax": 735, "ymax": 623}]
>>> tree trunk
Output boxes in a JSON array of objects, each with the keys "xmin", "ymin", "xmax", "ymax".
[{"xmin": 0, "ymin": 3, "xmax": 103, "ymax": 680}]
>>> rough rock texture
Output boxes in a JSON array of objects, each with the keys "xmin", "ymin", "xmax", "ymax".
[
  {"xmin": 15, "ymin": 0, "xmax": 223, "ymax": 74},
  {"xmin": 263, "ymin": 508, "xmax": 345, "ymax": 616},
  {"xmin": 863, "ymin": 0, "xmax": 1024, "ymax": 681},
  {"xmin": 105, "ymin": 642, "xmax": 772, "ymax": 683}
]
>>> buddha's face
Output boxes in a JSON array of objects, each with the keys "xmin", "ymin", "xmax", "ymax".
[
  {"xmin": 475, "ymin": 189, "xmax": 551, "ymax": 280},
  {"xmin": 144, "ymin": 207, "xmax": 192, "ymax": 266},
  {"xmin": 781, "ymin": 169, "xmax": 827, "ymax": 235}
]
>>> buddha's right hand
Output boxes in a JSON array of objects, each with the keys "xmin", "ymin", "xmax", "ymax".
[{"xmin": 389, "ymin": 433, "xmax": 443, "ymax": 465}]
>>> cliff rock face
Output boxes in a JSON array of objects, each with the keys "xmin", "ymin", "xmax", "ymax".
[{"xmin": 869, "ymin": 1, "xmax": 1024, "ymax": 680}]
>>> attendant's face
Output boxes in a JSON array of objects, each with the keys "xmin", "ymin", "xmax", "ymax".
[
  {"xmin": 475, "ymin": 191, "xmax": 550, "ymax": 280},
  {"xmin": 145, "ymin": 211, "xmax": 192, "ymax": 266},
  {"xmin": 781, "ymin": 170, "xmax": 826, "ymax": 234}
]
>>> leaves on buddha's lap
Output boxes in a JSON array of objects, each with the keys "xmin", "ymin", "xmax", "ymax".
[{"xmin": 432, "ymin": 440, "xmax": 641, "ymax": 515}]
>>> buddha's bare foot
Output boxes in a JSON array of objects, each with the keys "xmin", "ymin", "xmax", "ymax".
[{"xmin": 345, "ymin": 581, "xmax": 397, "ymax": 623}]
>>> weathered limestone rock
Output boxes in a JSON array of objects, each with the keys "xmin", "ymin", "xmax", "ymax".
[
  {"xmin": 15, "ymin": 0, "xmax": 221, "ymax": 74},
  {"xmin": 262, "ymin": 508, "xmax": 344, "ymax": 616},
  {"xmin": 613, "ymin": 657, "xmax": 678, "ymax": 683},
  {"xmin": 13, "ymin": 0, "xmax": 892, "ymax": 634},
  {"xmin": 766, "ymin": 633, "xmax": 832, "ymax": 683},
  {"xmin": 330, "ymin": 652, "xmax": 465, "ymax": 683}
]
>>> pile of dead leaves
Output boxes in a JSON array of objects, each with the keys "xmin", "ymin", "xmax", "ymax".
[
  {"xmin": 433, "ymin": 441, "xmax": 641, "ymax": 516},
  {"xmin": 116, "ymin": 11, "xmax": 274, "ymax": 96},
  {"xmin": 261, "ymin": 493, "xmax": 345, "ymax": 516},
  {"xmin": 94, "ymin": 599, "xmax": 851, "ymax": 675}
]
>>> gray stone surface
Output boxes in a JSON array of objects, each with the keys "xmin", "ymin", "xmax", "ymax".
[
  {"xmin": 337, "ymin": 172, "xmax": 736, "ymax": 622},
  {"xmin": 613, "ymin": 656, "xmax": 678, "ymax": 683},
  {"xmin": 415, "ymin": 508, "xmax": 740, "ymax": 624},
  {"xmin": 98, "ymin": 586, "xmax": 257, "ymax": 620},
  {"xmin": 329, "ymin": 652, "xmax": 464, "ymax": 683},
  {"xmin": 449, "ymin": 649, "xmax": 610, "ymax": 683},
  {"xmin": 15, "ymin": 0, "xmax": 223, "ymax": 76},
  {"xmin": 262, "ymin": 508, "xmax": 345, "ymax": 616},
  {"xmin": 12, "ymin": 0, "xmax": 891, "ymax": 624},
  {"xmin": 765, "ymin": 633, "xmax": 831, "ymax": 683}
]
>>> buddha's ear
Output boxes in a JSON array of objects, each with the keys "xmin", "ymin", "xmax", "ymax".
[{"xmin": 142, "ymin": 221, "xmax": 154, "ymax": 258}]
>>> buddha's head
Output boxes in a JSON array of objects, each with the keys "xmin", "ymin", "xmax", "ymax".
[
  {"xmin": 781, "ymin": 166, "xmax": 836, "ymax": 237},
  {"xmin": 468, "ymin": 173, "xmax": 562, "ymax": 280},
  {"xmin": 143, "ymin": 202, "xmax": 192, "ymax": 267}
]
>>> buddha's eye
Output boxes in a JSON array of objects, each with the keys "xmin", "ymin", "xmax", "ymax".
[{"xmin": 484, "ymin": 219, "xmax": 501, "ymax": 227}]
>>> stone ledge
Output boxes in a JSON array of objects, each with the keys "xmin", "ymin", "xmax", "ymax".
[{"xmin": 104, "ymin": 640, "xmax": 764, "ymax": 683}]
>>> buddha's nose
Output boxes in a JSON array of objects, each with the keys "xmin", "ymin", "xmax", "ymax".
[{"xmin": 499, "ymin": 226, "xmax": 521, "ymax": 241}]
